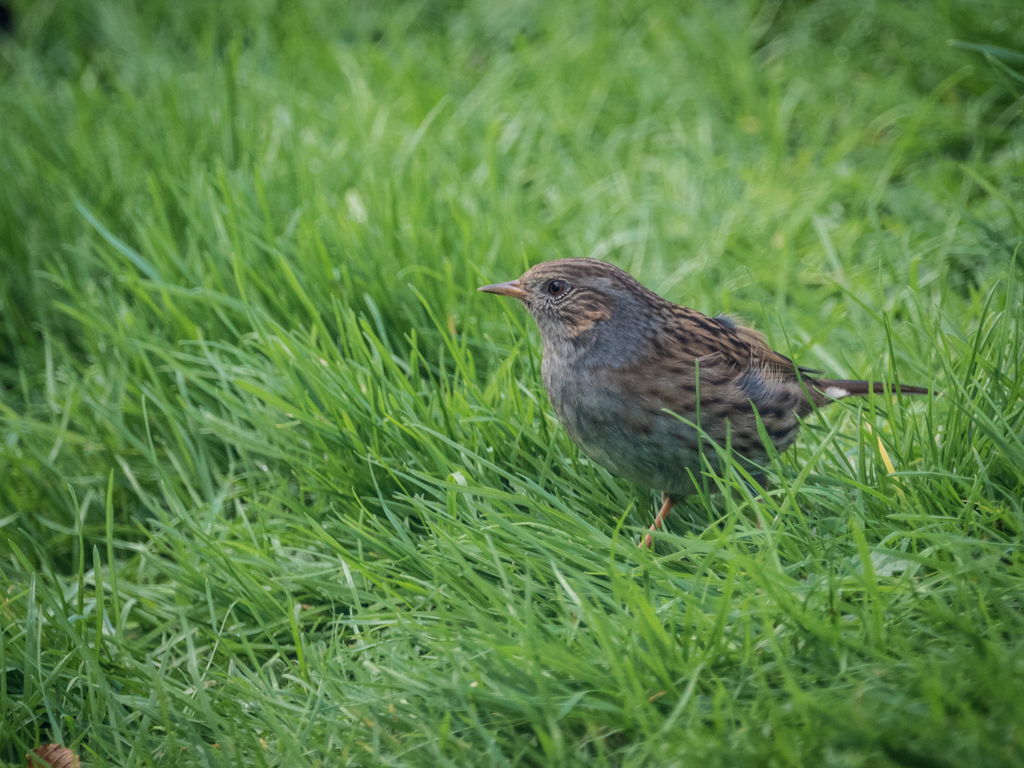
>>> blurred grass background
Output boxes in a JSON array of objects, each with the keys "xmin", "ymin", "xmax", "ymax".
[{"xmin": 1, "ymin": 0, "xmax": 1023, "ymax": 765}]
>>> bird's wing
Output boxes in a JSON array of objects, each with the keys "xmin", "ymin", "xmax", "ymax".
[
  {"xmin": 649, "ymin": 307, "xmax": 831, "ymax": 426},
  {"xmin": 731, "ymin": 324, "xmax": 822, "ymax": 379},
  {"xmin": 662, "ymin": 308, "xmax": 812, "ymax": 381}
]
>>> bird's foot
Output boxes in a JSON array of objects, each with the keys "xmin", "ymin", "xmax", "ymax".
[{"xmin": 641, "ymin": 495, "xmax": 675, "ymax": 549}]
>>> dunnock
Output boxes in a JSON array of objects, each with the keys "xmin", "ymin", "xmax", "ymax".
[{"xmin": 479, "ymin": 258, "xmax": 928, "ymax": 548}]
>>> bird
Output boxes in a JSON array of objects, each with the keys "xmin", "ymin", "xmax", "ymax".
[{"xmin": 478, "ymin": 258, "xmax": 929, "ymax": 548}]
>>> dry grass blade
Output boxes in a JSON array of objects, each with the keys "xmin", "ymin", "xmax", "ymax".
[{"xmin": 26, "ymin": 745, "xmax": 80, "ymax": 768}]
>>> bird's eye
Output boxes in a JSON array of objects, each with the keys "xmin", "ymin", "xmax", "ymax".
[{"xmin": 546, "ymin": 280, "xmax": 568, "ymax": 297}]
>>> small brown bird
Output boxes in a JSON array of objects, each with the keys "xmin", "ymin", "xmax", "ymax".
[{"xmin": 479, "ymin": 258, "xmax": 928, "ymax": 548}]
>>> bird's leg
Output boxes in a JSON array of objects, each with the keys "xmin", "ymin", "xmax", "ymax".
[{"xmin": 641, "ymin": 494, "xmax": 675, "ymax": 549}]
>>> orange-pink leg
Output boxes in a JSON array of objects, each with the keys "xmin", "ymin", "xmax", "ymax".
[{"xmin": 641, "ymin": 495, "xmax": 675, "ymax": 549}]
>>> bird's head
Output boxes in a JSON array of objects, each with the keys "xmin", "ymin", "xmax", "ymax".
[{"xmin": 478, "ymin": 258, "xmax": 657, "ymax": 352}]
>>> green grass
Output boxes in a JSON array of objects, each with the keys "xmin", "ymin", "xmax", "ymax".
[{"xmin": 2, "ymin": 0, "xmax": 1024, "ymax": 765}]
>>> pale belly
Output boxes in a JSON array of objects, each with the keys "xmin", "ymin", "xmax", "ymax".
[
  {"xmin": 543, "ymin": 366, "xmax": 706, "ymax": 498},
  {"xmin": 572, "ymin": 424, "xmax": 705, "ymax": 498}
]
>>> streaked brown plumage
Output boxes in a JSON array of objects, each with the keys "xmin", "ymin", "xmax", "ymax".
[{"xmin": 479, "ymin": 258, "xmax": 928, "ymax": 548}]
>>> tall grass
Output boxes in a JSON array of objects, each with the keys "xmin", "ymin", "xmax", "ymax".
[{"xmin": 1, "ymin": 0, "xmax": 1023, "ymax": 765}]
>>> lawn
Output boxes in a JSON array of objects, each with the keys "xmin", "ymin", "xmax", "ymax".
[{"xmin": 2, "ymin": 1, "xmax": 1023, "ymax": 765}]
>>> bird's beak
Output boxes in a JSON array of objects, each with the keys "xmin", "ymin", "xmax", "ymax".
[{"xmin": 477, "ymin": 279, "xmax": 527, "ymax": 301}]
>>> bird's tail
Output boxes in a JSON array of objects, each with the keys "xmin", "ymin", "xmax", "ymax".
[{"xmin": 814, "ymin": 378, "xmax": 930, "ymax": 401}]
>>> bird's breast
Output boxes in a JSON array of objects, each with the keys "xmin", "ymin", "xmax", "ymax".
[{"xmin": 541, "ymin": 353, "xmax": 705, "ymax": 496}]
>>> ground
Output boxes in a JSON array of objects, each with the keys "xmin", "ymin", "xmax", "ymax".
[{"xmin": 1, "ymin": 1, "xmax": 1023, "ymax": 766}]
